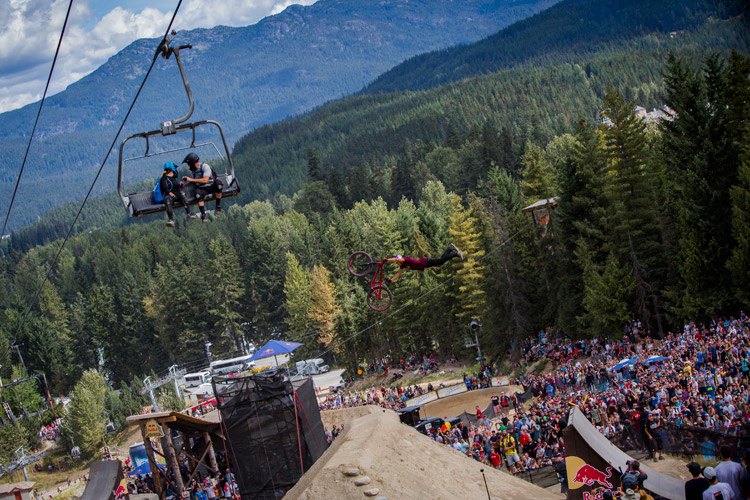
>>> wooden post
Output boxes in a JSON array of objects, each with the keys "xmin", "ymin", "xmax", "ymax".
[
  {"xmin": 162, "ymin": 422, "xmax": 185, "ymax": 495},
  {"xmin": 139, "ymin": 425, "xmax": 164, "ymax": 497},
  {"xmin": 204, "ymin": 432, "xmax": 219, "ymax": 473}
]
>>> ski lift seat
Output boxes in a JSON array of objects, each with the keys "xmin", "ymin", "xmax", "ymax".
[{"xmin": 127, "ymin": 174, "xmax": 240, "ymax": 217}]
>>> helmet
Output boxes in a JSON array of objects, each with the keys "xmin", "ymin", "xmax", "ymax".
[
  {"xmin": 394, "ymin": 255, "xmax": 402, "ymax": 259},
  {"xmin": 183, "ymin": 152, "xmax": 199, "ymax": 165},
  {"xmin": 163, "ymin": 161, "xmax": 178, "ymax": 176}
]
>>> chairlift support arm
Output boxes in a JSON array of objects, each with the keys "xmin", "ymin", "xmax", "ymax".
[{"xmin": 158, "ymin": 33, "xmax": 195, "ymax": 131}]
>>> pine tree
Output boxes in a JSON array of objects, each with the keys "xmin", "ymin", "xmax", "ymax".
[
  {"xmin": 555, "ymin": 119, "xmax": 607, "ymax": 331},
  {"xmin": 660, "ymin": 54, "xmax": 737, "ymax": 318},
  {"xmin": 520, "ymin": 141, "xmax": 556, "ymax": 201},
  {"xmin": 60, "ymin": 369, "xmax": 107, "ymax": 458},
  {"xmin": 308, "ymin": 265, "xmax": 340, "ymax": 349},
  {"xmin": 601, "ymin": 88, "xmax": 663, "ymax": 331},
  {"xmin": 208, "ymin": 238, "xmax": 246, "ymax": 352},
  {"xmin": 728, "ymin": 136, "xmax": 750, "ymax": 304},
  {"xmin": 578, "ymin": 248, "xmax": 635, "ymax": 337},
  {"xmin": 306, "ymin": 149, "xmax": 322, "ymax": 182},
  {"xmin": 283, "ymin": 253, "xmax": 313, "ymax": 340},
  {"xmin": 447, "ymin": 196, "xmax": 487, "ymax": 321}
]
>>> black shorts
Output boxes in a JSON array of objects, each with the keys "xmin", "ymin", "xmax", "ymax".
[{"xmin": 195, "ymin": 180, "xmax": 223, "ymax": 200}]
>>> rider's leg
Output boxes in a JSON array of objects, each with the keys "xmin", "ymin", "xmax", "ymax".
[{"xmin": 425, "ymin": 249, "xmax": 460, "ymax": 268}]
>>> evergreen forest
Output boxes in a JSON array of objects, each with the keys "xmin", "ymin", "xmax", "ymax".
[{"xmin": 0, "ymin": 0, "xmax": 748, "ymax": 455}]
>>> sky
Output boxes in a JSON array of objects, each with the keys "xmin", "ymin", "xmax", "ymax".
[{"xmin": 0, "ymin": 0, "xmax": 319, "ymax": 114}]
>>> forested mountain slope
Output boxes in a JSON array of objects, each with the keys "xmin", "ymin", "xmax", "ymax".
[
  {"xmin": 5, "ymin": 5, "xmax": 748, "ymax": 253},
  {"xmin": 365, "ymin": 0, "xmax": 748, "ymax": 93},
  {"xmin": 0, "ymin": 0, "xmax": 556, "ymax": 232}
]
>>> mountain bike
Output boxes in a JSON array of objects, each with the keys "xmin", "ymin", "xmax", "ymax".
[{"xmin": 347, "ymin": 252, "xmax": 393, "ymax": 311}]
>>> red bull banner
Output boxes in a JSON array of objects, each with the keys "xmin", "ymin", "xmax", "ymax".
[{"xmin": 566, "ymin": 456, "xmax": 620, "ymax": 500}]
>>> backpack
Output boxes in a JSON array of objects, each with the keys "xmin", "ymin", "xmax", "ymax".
[{"xmin": 153, "ymin": 178, "xmax": 164, "ymax": 203}]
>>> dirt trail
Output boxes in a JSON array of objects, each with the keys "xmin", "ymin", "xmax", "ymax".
[{"xmin": 285, "ymin": 408, "xmax": 562, "ymax": 500}]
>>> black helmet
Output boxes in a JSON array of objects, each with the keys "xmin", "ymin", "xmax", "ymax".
[{"xmin": 183, "ymin": 152, "xmax": 199, "ymax": 165}]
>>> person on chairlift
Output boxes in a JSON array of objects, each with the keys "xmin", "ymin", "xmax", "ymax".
[{"xmin": 182, "ymin": 152, "xmax": 223, "ymax": 221}]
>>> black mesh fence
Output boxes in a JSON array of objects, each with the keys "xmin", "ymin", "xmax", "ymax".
[
  {"xmin": 609, "ymin": 420, "xmax": 750, "ymax": 461},
  {"xmin": 213, "ymin": 370, "xmax": 327, "ymax": 500}
]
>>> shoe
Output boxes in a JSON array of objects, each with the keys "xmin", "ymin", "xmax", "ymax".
[
  {"xmin": 214, "ymin": 207, "xmax": 224, "ymax": 215},
  {"xmin": 166, "ymin": 220, "xmax": 175, "ymax": 227},
  {"xmin": 653, "ymin": 457, "xmax": 658, "ymax": 463},
  {"xmin": 187, "ymin": 213, "xmax": 198, "ymax": 220},
  {"xmin": 659, "ymin": 456, "xmax": 664, "ymax": 460},
  {"xmin": 449, "ymin": 243, "xmax": 463, "ymax": 260},
  {"xmin": 201, "ymin": 216, "xmax": 208, "ymax": 223}
]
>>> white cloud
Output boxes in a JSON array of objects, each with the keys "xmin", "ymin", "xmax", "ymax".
[{"xmin": 0, "ymin": 0, "xmax": 318, "ymax": 114}]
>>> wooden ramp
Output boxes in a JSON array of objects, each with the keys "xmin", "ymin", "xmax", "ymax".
[{"xmin": 563, "ymin": 407, "xmax": 684, "ymax": 500}]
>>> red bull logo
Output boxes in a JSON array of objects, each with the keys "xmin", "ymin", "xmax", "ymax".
[{"xmin": 573, "ymin": 465, "xmax": 613, "ymax": 489}]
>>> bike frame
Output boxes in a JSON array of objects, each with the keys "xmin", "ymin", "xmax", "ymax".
[{"xmin": 370, "ymin": 260, "xmax": 387, "ymax": 298}]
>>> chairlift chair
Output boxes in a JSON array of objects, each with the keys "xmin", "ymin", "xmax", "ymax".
[{"xmin": 117, "ymin": 33, "xmax": 240, "ymax": 218}]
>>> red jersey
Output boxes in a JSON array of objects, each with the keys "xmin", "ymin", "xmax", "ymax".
[
  {"xmin": 401, "ymin": 257, "xmax": 428, "ymax": 270},
  {"xmin": 489, "ymin": 452, "xmax": 501, "ymax": 467}
]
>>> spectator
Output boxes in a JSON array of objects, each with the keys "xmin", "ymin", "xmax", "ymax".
[
  {"xmin": 716, "ymin": 446, "xmax": 743, "ymax": 499},
  {"xmin": 702, "ymin": 467, "xmax": 735, "ymax": 500},
  {"xmin": 685, "ymin": 462, "xmax": 710, "ymax": 500}
]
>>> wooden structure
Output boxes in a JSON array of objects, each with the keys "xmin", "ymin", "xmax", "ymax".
[
  {"xmin": 0, "ymin": 481, "xmax": 35, "ymax": 500},
  {"xmin": 126, "ymin": 412, "xmax": 223, "ymax": 497},
  {"xmin": 563, "ymin": 407, "xmax": 684, "ymax": 500}
]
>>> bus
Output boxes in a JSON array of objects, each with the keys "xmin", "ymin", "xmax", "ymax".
[
  {"xmin": 209, "ymin": 356, "xmax": 254, "ymax": 375},
  {"xmin": 183, "ymin": 370, "xmax": 211, "ymax": 387}
]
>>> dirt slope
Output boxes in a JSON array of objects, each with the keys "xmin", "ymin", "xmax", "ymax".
[
  {"xmin": 320, "ymin": 406, "xmax": 382, "ymax": 430},
  {"xmin": 421, "ymin": 385, "xmax": 523, "ymax": 420},
  {"xmin": 284, "ymin": 409, "xmax": 561, "ymax": 500}
]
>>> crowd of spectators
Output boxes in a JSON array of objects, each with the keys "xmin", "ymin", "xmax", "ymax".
[
  {"xmin": 38, "ymin": 418, "xmax": 62, "ymax": 442},
  {"xmin": 321, "ymin": 313, "xmax": 750, "ymax": 473},
  {"xmin": 514, "ymin": 313, "xmax": 750, "ymax": 462},
  {"xmin": 126, "ymin": 458, "xmax": 239, "ymax": 499},
  {"xmin": 318, "ymin": 383, "xmax": 426, "ymax": 411}
]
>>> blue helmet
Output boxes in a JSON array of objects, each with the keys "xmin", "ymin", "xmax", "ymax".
[
  {"xmin": 394, "ymin": 255, "xmax": 402, "ymax": 259},
  {"xmin": 163, "ymin": 161, "xmax": 178, "ymax": 176}
]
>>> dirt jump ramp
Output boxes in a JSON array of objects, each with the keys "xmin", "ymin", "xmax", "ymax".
[{"xmin": 284, "ymin": 408, "xmax": 561, "ymax": 500}]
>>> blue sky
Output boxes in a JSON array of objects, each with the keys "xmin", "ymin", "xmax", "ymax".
[{"xmin": 0, "ymin": 0, "xmax": 318, "ymax": 113}]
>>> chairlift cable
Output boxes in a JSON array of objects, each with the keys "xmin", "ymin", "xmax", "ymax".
[
  {"xmin": 0, "ymin": 0, "xmax": 185, "ymax": 366},
  {"xmin": 0, "ymin": 0, "xmax": 74, "ymax": 240}
]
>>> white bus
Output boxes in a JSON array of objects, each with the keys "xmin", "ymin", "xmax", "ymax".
[
  {"xmin": 210, "ymin": 356, "xmax": 254, "ymax": 375},
  {"xmin": 183, "ymin": 370, "xmax": 211, "ymax": 387}
]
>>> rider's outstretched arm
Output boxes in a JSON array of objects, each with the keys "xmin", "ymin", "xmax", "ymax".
[{"xmin": 390, "ymin": 267, "xmax": 404, "ymax": 282}]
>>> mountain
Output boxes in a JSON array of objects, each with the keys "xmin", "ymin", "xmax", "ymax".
[
  {"xmin": 0, "ymin": 0, "xmax": 558, "ymax": 233},
  {"xmin": 364, "ymin": 0, "xmax": 749, "ymax": 93}
]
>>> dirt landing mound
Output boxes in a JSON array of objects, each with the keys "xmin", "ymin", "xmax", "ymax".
[
  {"xmin": 422, "ymin": 385, "xmax": 522, "ymax": 420},
  {"xmin": 284, "ymin": 409, "xmax": 560, "ymax": 500},
  {"xmin": 321, "ymin": 406, "xmax": 382, "ymax": 430}
]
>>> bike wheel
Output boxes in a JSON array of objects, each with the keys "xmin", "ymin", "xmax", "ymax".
[
  {"xmin": 348, "ymin": 251, "xmax": 374, "ymax": 277},
  {"xmin": 367, "ymin": 285, "xmax": 392, "ymax": 311}
]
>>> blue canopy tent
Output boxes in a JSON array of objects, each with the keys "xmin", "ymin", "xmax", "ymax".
[
  {"xmin": 128, "ymin": 461, "xmax": 166, "ymax": 476},
  {"xmin": 613, "ymin": 357, "xmax": 638, "ymax": 370},
  {"xmin": 248, "ymin": 340, "xmax": 303, "ymax": 370}
]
